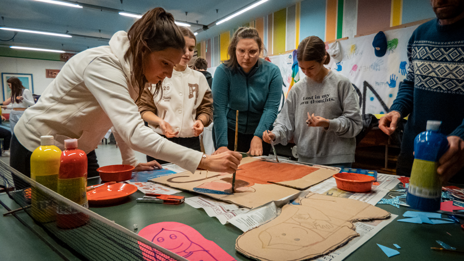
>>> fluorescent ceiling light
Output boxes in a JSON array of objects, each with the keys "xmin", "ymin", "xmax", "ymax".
[
  {"xmin": 0, "ymin": 27, "xmax": 71, "ymax": 38},
  {"xmin": 194, "ymin": 32, "xmax": 198, "ymax": 36},
  {"xmin": 119, "ymin": 12, "xmax": 142, "ymax": 19},
  {"xmin": 11, "ymin": 46, "xmax": 65, "ymax": 53},
  {"xmin": 119, "ymin": 12, "xmax": 191, "ymax": 27},
  {"xmin": 216, "ymin": 0, "xmax": 268, "ymax": 25},
  {"xmin": 175, "ymin": 22, "xmax": 190, "ymax": 27},
  {"xmin": 34, "ymin": 0, "xmax": 82, "ymax": 8}
]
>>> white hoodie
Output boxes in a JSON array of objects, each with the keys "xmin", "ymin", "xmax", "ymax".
[{"xmin": 14, "ymin": 31, "xmax": 202, "ymax": 173}]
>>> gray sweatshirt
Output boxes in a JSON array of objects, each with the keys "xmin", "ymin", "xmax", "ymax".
[{"xmin": 273, "ymin": 71, "xmax": 362, "ymax": 164}]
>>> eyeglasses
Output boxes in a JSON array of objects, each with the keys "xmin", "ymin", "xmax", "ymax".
[{"xmin": 236, "ymin": 49, "xmax": 259, "ymax": 58}]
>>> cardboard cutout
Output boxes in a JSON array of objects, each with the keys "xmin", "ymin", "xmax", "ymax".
[
  {"xmin": 236, "ymin": 193, "xmax": 391, "ymax": 260},
  {"xmin": 151, "ymin": 158, "xmax": 339, "ymax": 209}
]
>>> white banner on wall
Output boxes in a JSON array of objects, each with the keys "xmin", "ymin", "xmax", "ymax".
[{"xmin": 267, "ymin": 24, "xmax": 420, "ymax": 115}]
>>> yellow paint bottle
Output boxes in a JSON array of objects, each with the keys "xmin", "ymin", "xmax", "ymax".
[{"xmin": 31, "ymin": 135, "xmax": 62, "ymax": 223}]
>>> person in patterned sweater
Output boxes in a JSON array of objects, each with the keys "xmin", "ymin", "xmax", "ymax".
[{"xmin": 379, "ymin": 0, "xmax": 464, "ymax": 183}]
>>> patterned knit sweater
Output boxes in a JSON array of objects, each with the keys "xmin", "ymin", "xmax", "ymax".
[{"xmin": 390, "ymin": 18, "xmax": 464, "ymax": 161}]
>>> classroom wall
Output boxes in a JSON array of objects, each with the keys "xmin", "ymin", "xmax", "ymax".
[
  {"xmin": 0, "ymin": 55, "xmax": 65, "ymax": 100},
  {"xmin": 196, "ymin": 0, "xmax": 435, "ymax": 67}
]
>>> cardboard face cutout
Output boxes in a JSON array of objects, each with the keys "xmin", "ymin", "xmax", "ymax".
[{"xmin": 236, "ymin": 193, "xmax": 391, "ymax": 260}]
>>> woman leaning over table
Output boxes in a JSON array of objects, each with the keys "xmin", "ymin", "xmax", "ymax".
[
  {"xmin": 10, "ymin": 7, "xmax": 241, "ymax": 183},
  {"xmin": 212, "ymin": 27, "xmax": 283, "ymax": 156}
]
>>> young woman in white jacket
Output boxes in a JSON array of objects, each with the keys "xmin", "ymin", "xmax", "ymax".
[
  {"xmin": 137, "ymin": 27, "xmax": 213, "ymax": 164},
  {"xmin": 10, "ymin": 8, "xmax": 241, "ymax": 181}
]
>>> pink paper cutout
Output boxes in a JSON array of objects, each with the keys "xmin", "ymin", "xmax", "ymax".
[
  {"xmin": 138, "ymin": 222, "xmax": 235, "ymax": 261},
  {"xmin": 440, "ymin": 201, "xmax": 464, "ymax": 212}
]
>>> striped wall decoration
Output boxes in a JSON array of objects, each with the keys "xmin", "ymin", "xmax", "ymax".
[
  {"xmin": 300, "ymin": 0, "xmax": 326, "ymax": 41},
  {"xmin": 206, "ymin": 39, "xmax": 211, "ymax": 67},
  {"xmin": 325, "ymin": 0, "xmax": 338, "ymax": 42},
  {"xmin": 402, "ymin": 0, "xmax": 435, "ymax": 24},
  {"xmin": 391, "ymin": 0, "xmax": 403, "ymax": 26},
  {"xmin": 336, "ymin": 0, "xmax": 344, "ymax": 39},
  {"xmin": 267, "ymin": 13, "xmax": 273, "ymax": 55},
  {"xmin": 342, "ymin": 0, "xmax": 358, "ymax": 38},
  {"xmin": 220, "ymin": 31, "xmax": 230, "ymax": 62},
  {"xmin": 295, "ymin": 1, "xmax": 301, "ymax": 49},
  {"xmin": 357, "ymin": 0, "xmax": 392, "ymax": 36},
  {"xmin": 213, "ymin": 35, "xmax": 220, "ymax": 67},
  {"xmin": 286, "ymin": 5, "xmax": 296, "ymax": 52}
]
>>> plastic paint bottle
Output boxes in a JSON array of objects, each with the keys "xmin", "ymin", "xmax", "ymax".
[
  {"xmin": 31, "ymin": 135, "xmax": 62, "ymax": 223},
  {"xmin": 407, "ymin": 121, "xmax": 449, "ymax": 212},
  {"xmin": 57, "ymin": 139, "xmax": 89, "ymax": 229}
]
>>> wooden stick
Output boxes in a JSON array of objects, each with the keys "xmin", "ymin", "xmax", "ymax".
[{"xmin": 232, "ymin": 110, "xmax": 239, "ymax": 193}]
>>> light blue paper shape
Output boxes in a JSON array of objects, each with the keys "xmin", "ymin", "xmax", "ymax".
[
  {"xmin": 398, "ymin": 217, "xmax": 422, "ymax": 223},
  {"xmin": 377, "ymin": 244, "xmax": 400, "ymax": 257},
  {"xmin": 419, "ymin": 215, "xmax": 434, "ymax": 224},
  {"xmin": 403, "ymin": 211, "xmax": 441, "ymax": 219},
  {"xmin": 436, "ymin": 240, "xmax": 456, "ymax": 250},
  {"xmin": 431, "ymin": 219, "xmax": 454, "ymax": 224},
  {"xmin": 393, "ymin": 244, "xmax": 401, "ymax": 249}
]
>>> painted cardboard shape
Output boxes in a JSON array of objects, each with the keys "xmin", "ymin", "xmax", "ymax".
[
  {"xmin": 138, "ymin": 222, "xmax": 234, "ymax": 261},
  {"xmin": 151, "ymin": 158, "xmax": 339, "ymax": 209},
  {"xmin": 236, "ymin": 193, "xmax": 391, "ymax": 260}
]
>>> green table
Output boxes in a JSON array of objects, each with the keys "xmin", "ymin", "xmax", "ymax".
[{"xmin": 1, "ymin": 179, "xmax": 464, "ymax": 260}]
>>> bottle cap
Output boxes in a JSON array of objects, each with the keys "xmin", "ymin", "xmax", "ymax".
[
  {"xmin": 40, "ymin": 135, "xmax": 55, "ymax": 146},
  {"xmin": 64, "ymin": 139, "xmax": 78, "ymax": 149},
  {"xmin": 426, "ymin": 120, "xmax": 442, "ymax": 131}
]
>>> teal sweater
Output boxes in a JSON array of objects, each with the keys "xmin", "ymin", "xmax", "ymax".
[{"xmin": 213, "ymin": 59, "xmax": 283, "ymax": 148}]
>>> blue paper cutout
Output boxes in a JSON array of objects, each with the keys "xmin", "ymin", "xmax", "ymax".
[
  {"xmin": 403, "ymin": 211, "xmax": 441, "ymax": 219},
  {"xmin": 130, "ymin": 169, "xmax": 176, "ymax": 182},
  {"xmin": 436, "ymin": 240, "xmax": 456, "ymax": 250},
  {"xmin": 398, "ymin": 217, "xmax": 422, "ymax": 223},
  {"xmin": 192, "ymin": 187, "xmax": 232, "ymax": 195},
  {"xmin": 418, "ymin": 215, "xmax": 434, "ymax": 224},
  {"xmin": 431, "ymin": 219, "xmax": 454, "ymax": 225},
  {"xmin": 393, "ymin": 244, "xmax": 401, "ymax": 249},
  {"xmin": 377, "ymin": 244, "xmax": 400, "ymax": 258}
]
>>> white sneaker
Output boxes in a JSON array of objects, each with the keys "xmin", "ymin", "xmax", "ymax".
[{"xmin": 2, "ymin": 150, "xmax": 10, "ymax": 157}]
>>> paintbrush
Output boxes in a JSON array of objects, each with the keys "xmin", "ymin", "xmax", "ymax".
[
  {"xmin": 267, "ymin": 130, "xmax": 279, "ymax": 163},
  {"xmin": 431, "ymin": 247, "xmax": 464, "ymax": 254},
  {"xmin": 231, "ymin": 110, "xmax": 239, "ymax": 193}
]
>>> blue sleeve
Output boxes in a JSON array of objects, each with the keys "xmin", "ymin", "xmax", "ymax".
[
  {"xmin": 389, "ymin": 34, "xmax": 415, "ymax": 117},
  {"xmin": 254, "ymin": 67, "xmax": 283, "ymax": 138},
  {"xmin": 450, "ymin": 119, "xmax": 464, "ymax": 141},
  {"xmin": 212, "ymin": 66, "xmax": 230, "ymax": 148}
]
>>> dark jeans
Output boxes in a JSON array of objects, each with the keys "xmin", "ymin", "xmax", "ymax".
[
  {"xmin": 0, "ymin": 126, "xmax": 11, "ymax": 150},
  {"xmin": 10, "ymin": 134, "xmax": 100, "ymax": 189},
  {"xmin": 397, "ymin": 152, "xmax": 464, "ymax": 184},
  {"xmin": 226, "ymin": 128, "xmax": 271, "ymax": 155},
  {"xmin": 147, "ymin": 136, "xmax": 201, "ymax": 165}
]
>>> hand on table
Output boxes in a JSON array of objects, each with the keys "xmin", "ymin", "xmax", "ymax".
[
  {"xmin": 134, "ymin": 160, "xmax": 162, "ymax": 171},
  {"xmin": 248, "ymin": 136, "xmax": 263, "ymax": 156},
  {"xmin": 192, "ymin": 120, "xmax": 204, "ymax": 137},
  {"xmin": 379, "ymin": 111, "xmax": 401, "ymax": 136},
  {"xmin": 159, "ymin": 120, "xmax": 178, "ymax": 138},
  {"xmin": 262, "ymin": 130, "xmax": 276, "ymax": 144},
  {"xmin": 306, "ymin": 112, "xmax": 329, "ymax": 128},
  {"xmin": 213, "ymin": 146, "xmax": 230, "ymax": 155},
  {"xmin": 198, "ymin": 151, "xmax": 242, "ymax": 173},
  {"xmin": 437, "ymin": 136, "xmax": 464, "ymax": 183}
]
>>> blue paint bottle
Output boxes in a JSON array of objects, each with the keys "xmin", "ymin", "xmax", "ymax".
[{"xmin": 407, "ymin": 121, "xmax": 449, "ymax": 212}]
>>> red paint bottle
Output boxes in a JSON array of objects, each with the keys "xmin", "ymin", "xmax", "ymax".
[{"xmin": 57, "ymin": 139, "xmax": 89, "ymax": 229}]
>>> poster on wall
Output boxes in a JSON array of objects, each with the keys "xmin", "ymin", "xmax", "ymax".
[
  {"xmin": 267, "ymin": 24, "xmax": 419, "ymax": 115},
  {"xmin": 1, "ymin": 73, "xmax": 34, "ymax": 102}
]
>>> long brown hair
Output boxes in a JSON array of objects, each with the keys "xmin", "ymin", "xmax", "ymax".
[
  {"xmin": 225, "ymin": 27, "xmax": 263, "ymax": 71},
  {"xmin": 125, "ymin": 7, "xmax": 185, "ymax": 101},
  {"xmin": 297, "ymin": 36, "xmax": 330, "ymax": 64},
  {"xmin": 6, "ymin": 77, "xmax": 25, "ymax": 103}
]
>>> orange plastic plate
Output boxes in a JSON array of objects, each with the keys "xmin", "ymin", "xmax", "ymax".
[{"xmin": 87, "ymin": 183, "xmax": 137, "ymax": 206}]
